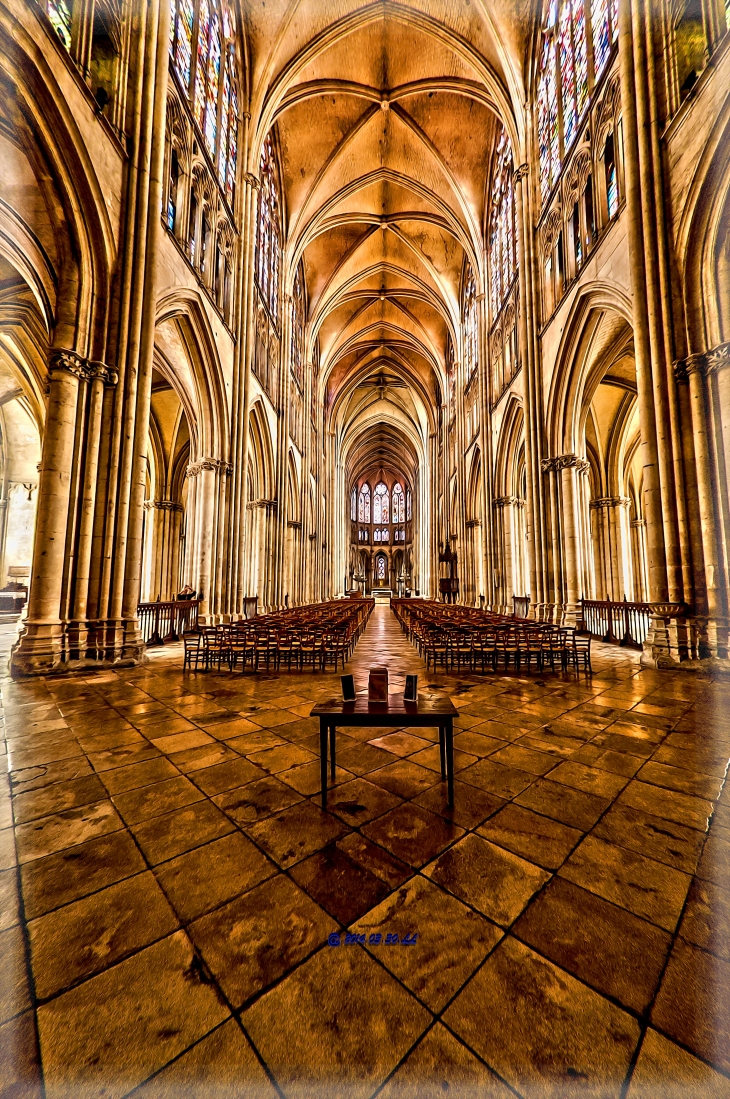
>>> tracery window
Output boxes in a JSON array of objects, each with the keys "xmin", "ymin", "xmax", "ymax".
[
  {"xmin": 291, "ymin": 264, "xmax": 305, "ymax": 390},
  {"xmin": 358, "ymin": 484, "xmax": 371, "ymax": 524},
  {"xmin": 40, "ymin": 0, "xmax": 72, "ymax": 50},
  {"xmin": 462, "ymin": 264, "xmax": 479, "ymax": 382},
  {"xmin": 376, "ymin": 555, "xmax": 386, "ymax": 581},
  {"xmin": 169, "ymin": 0, "xmax": 238, "ymax": 205},
  {"xmin": 255, "ymin": 133, "xmax": 282, "ymax": 323},
  {"xmin": 406, "ymin": 490, "xmax": 412, "ymax": 521},
  {"xmin": 392, "ymin": 484, "xmax": 404, "ymax": 524},
  {"xmin": 538, "ymin": 0, "xmax": 617, "ymax": 204},
  {"xmin": 489, "ymin": 129, "xmax": 516, "ymax": 319},
  {"xmin": 351, "ymin": 488, "xmax": 357, "ymax": 521},
  {"xmin": 373, "ymin": 483, "xmax": 389, "ymax": 525}
]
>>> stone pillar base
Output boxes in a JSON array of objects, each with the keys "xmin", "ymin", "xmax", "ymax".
[
  {"xmin": 10, "ymin": 618, "xmax": 147, "ymax": 678},
  {"xmin": 561, "ymin": 602, "xmax": 584, "ymax": 629},
  {"xmin": 639, "ymin": 613, "xmax": 730, "ymax": 668}
]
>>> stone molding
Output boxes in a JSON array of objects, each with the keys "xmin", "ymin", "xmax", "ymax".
[
  {"xmin": 631, "ymin": 518, "xmax": 647, "ymax": 527},
  {"xmin": 185, "ymin": 458, "xmax": 233, "ymax": 478},
  {"xmin": 541, "ymin": 454, "xmax": 590, "ymax": 474},
  {"xmin": 48, "ymin": 350, "xmax": 119, "ymax": 388},
  {"xmin": 673, "ymin": 340, "xmax": 730, "ymax": 380},
  {"xmin": 590, "ymin": 496, "xmax": 631, "ymax": 509},
  {"xmin": 143, "ymin": 500, "xmax": 183, "ymax": 512}
]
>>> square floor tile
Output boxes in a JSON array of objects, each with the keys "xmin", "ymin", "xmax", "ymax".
[
  {"xmin": 618, "ymin": 781, "xmax": 713, "ymax": 831},
  {"xmin": 560, "ymin": 835, "xmax": 692, "ymax": 931},
  {"xmin": 190, "ymin": 757, "xmax": 265, "ymax": 796},
  {"xmin": 458, "ymin": 758, "xmax": 536, "ymax": 799},
  {"xmin": 356, "ymin": 875, "xmax": 502, "ymax": 1011},
  {"xmin": 423, "ymin": 833, "xmax": 549, "ymax": 926},
  {"xmin": 368, "ymin": 731, "xmax": 432, "ymax": 756},
  {"xmin": 326, "ymin": 778, "xmax": 401, "ymax": 826},
  {"xmin": 679, "ymin": 876, "xmax": 730, "ymax": 960},
  {"xmin": 290, "ymin": 844, "xmax": 391, "ymax": 924},
  {"xmin": 0, "ymin": 924, "xmax": 31, "ymax": 1024},
  {"xmin": 442, "ymin": 936, "xmax": 640, "ymax": 1098},
  {"xmin": 0, "ymin": 1010, "xmax": 43, "ymax": 1099},
  {"xmin": 28, "ymin": 871, "xmax": 179, "ymax": 999},
  {"xmin": 242, "ymin": 943, "xmax": 431, "ymax": 1099},
  {"xmin": 413, "ymin": 780, "xmax": 506, "ymax": 831},
  {"xmin": 362, "ymin": 804, "xmax": 463, "ymax": 869},
  {"xmin": 15, "ymin": 800, "xmax": 124, "ymax": 863},
  {"xmin": 19, "ymin": 829, "xmax": 145, "ymax": 919},
  {"xmin": 37, "ymin": 931, "xmax": 229, "ymax": 1099},
  {"xmin": 547, "ymin": 760, "xmax": 629, "ymax": 799},
  {"xmin": 367, "ymin": 760, "xmax": 439, "ymax": 800},
  {"xmin": 593, "ymin": 801, "xmax": 705, "ymax": 874},
  {"xmin": 243, "ymin": 800, "xmax": 347, "ymax": 868},
  {"xmin": 651, "ymin": 938, "xmax": 730, "ymax": 1073},
  {"xmin": 189, "ymin": 874, "xmax": 334, "ymax": 1007},
  {"xmin": 335, "ymin": 743, "xmax": 397, "ymax": 775},
  {"xmin": 513, "ymin": 876, "xmax": 671, "ymax": 1014},
  {"xmin": 515, "ymin": 777, "xmax": 610, "ymax": 830},
  {"xmin": 478, "ymin": 804, "xmax": 582, "ymax": 870},
  {"xmin": 99, "ymin": 757, "xmax": 180, "ymax": 795},
  {"xmin": 112, "ymin": 777, "xmax": 203, "ymax": 825},
  {"xmin": 131, "ymin": 799, "xmax": 235, "ymax": 864},
  {"xmin": 213, "ymin": 776, "xmax": 303, "ymax": 823},
  {"xmin": 155, "ymin": 831, "xmax": 275, "ymax": 923}
]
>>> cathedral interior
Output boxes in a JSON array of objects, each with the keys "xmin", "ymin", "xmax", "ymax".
[{"xmin": 1, "ymin": 0, "xmax": 730, "ymax": 1095}]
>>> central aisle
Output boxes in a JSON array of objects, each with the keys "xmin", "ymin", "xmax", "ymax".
[{"xmin": 347, "ymin": 602, "xmax": 427, "ymax": 693}]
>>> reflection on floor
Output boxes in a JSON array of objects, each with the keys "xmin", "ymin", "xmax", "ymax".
[{"xmin": 1, "ymin": 605, "xmax": 730, "ymax": 1098}]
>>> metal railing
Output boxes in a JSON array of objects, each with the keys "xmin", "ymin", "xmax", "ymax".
[
  {"xmin": 513, "ymin": 595, "xmax": 531, "ymax": 619},
  {"xmin": 137, "ymin": 599, "xmax": 201, "ymax": 645},
  {"xmin": 581, "ymin": 597, "xmax": 652, "ymax": 649}
]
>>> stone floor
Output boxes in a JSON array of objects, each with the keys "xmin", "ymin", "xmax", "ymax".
[{"xmin": 1, "ymin": 606, "xmax": 730, "ymax": 1098}]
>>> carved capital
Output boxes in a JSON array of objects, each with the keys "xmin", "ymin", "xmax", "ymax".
[
  {"xmin": 244, "ymin": 172, "xmax": 260, "ymax": 191},
  {"xmin": 186, "ymin": 457, "xmax": 232, "ymax": 478},
  {"xmin": 541, "ymin": 453, "xmax": 589, "ymax": 473},
  {"xmin": 86, "ymin": 360, "xmax": 119, "ymax": 386},
  {"xmin": 48, "ymin": 349, "xmax": 87, "ymax": 381},
  {"xmin": 590, "ymin": 496, "xmax": 631, "ymax": 509},
  {"xmin": 493, "ymin": 495, "xmax": 521, "ymax": 508},
  {"xmin": 514, "ymin": 163, "xmax": 529, "ymax": 183},
  {"xmin": 144, "ymin": 499, "xmax": 183, "ymax": 512},
  {"xmin": 705, "ymin": 340, "xmax": 730, "ymax": 375},
  {"xmin": 674, "ymin": 341, "xmax": 730, "ymax": 381}
]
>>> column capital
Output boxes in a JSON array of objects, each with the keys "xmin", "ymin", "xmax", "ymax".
[
  {"xmin": 493, "ymin": 494, "xmax": 523, "ymax": 508},
  {"xmin": 514, "ymin": 163, "xmax": 529, "ymax": 183},
  {"xmin": 143, "ymin": 499, "xmax": 183, "ymax": 512},
  {"xmin": 590, "ymin": 495, "xmax": 632, "ymax": 509},
  {"xmin": 244, "ymin": 172, "xmax": 260, "ymax": 191},
  {"xmin": 673, "ymin": 341, "xmax": 730, "ymax": 380},
  {"xmin": 541, "ymin": 453, "xmax": 589, "ymax": 473},
  {"xmin": 185, "ymin": 457, "xmax": 233, "ymax": 478},
  {"xmin": 48, "ymin": 351, "xmax": 118, "ymax": 390}
]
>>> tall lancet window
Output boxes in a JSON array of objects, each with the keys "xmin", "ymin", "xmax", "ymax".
[
  {"xmin": 169, "ymin": 0, "xmax": 238, "ymax": 204},
  {"xmin": 489, "ymin": 128, "xmax": 516, "ymax": 319},
  {"xmin": 374, "ymin": 483, "xmax": 389, "ymax": 525},
  {"xmin": 255, "ymin": 133, "xmax": 282, "ymax": 323},
  {"xmin": 290, "ymin": 264, "xmax": 305, "ymax": 389},
  {"xmin": 538, "ymin": 0, "xmax": 613, "ymax": 205},
  {"xmin": 462, "ymin": 264, "xmax": 479, "ymax": 381},
  {"xmin": 358, "ymin": 483, "xmax": 371, "ymax": 524},
  {"xmin": 392, "ymin": 483, "xmax": 405, "ymax": 524}
]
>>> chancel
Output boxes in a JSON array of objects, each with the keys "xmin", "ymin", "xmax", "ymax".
[{"xmin": 1, "ymin": 0, "xmax": 729, "ymax": 1095}]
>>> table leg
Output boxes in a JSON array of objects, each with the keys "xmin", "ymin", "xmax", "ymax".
[
  {"xmin": 439, "ymin": 725, "xmax": 446, "ymax": 779},
  {"xmin": 446, "ymin": 719, "xmax": 454, "ymax": 808},
  {"xmin": 319, "ymin": 718, "xmax": 328, "ymax": 809},
  {"xmin": 329, "ymin": 724, "xmax": 336, "ymax": 780}
]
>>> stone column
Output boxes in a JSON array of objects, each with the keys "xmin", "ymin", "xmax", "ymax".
[
  {"xmin": 589, "ymin": 497, "xmax": 633, "ymax": 601},
  {"xmin": 541, "ymin": 455, "xmax": 588, "ymax": 626},
  {"xmin": 631, "ymin": 518, "xmax": 649, "ymax": 602}
]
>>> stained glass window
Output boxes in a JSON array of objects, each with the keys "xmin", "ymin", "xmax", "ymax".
[
  {"xmin": 374, "ymin": 483, "xmax": 389, "ymax": 525},
  {"xmin": 351, "ymin": 489, "xmax": 357, "ymax": 521},
  {"xmin": 605, "ymin": 132, "xmax": 618, "ymax": 216},
  {"xmin": 489, "ymin": 128, "xmax": 516, "ymax": 319},
  {"xmin": 377, "ymin": 555, "xmax": 386, "ymax": 580},
  {"xmin": 392, "ymin": 484, "xmax": 404, "ymax": 524},
  {"xmin": 560, "ymin": 2, "xmax": 577, "ymax": 149},
  {"xmin": 374, "ymin": 529, "xmax": 381, "ymax": 542},
  {"xmin": 461, "ymin": 263, "xmax": 479, "ymax": 385},
  {"xmin": 592, "ymin": 0, "xmax": 610, "ymax": 78},
  {"xmin": 573, "ymin": 0, "xmax": 588, "ymax": 117},
  {"xmin": 44, "ymin": 0, "xmax": 72, "ymax": 50},
  {"xmin": 291, "ymin": 265, "xmax": 305, "ymax": 388},
  {"xmin": 170, "ymin": 0, "xmax": 238, "ymax": 203},
  {"xmin": 358, "ymin": 484, "xmax": 370, "ymax": 524},
  {"xmin": 406, "ymin": 490, "xmax": 412, "ymax": 520},
  {"xmin": 255, "ymin": 133, "xmax": 282, "ymax": 322}
]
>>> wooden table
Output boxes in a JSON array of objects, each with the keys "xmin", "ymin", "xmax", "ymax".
[{"xmin": 310, "ymin": 695, "xmax": 459, "ymax": 809}]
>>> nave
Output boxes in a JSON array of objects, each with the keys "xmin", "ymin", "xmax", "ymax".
[{"xmin": 2, "ymin": 606, "xmax": 730, "ymax": 1097}]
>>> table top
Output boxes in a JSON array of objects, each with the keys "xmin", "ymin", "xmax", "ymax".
[{"xmin": 310, "ymin": 694, "xmax": 458, "ymax": 719}]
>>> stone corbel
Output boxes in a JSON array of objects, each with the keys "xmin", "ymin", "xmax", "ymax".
[
  {"xmin": 541, "ymin": 454, "xmax": 589, "ymax": 473},
  {"xmin": 143, "ymin": 499, "xmax": 183, "ymax": 512},
  {"xmin": 590, "ymin": 496, "xmax": 631, "ymax": 509},
  {"xmin": 185, "ymin": 457, "xmax": 232, "ymax": 478}
]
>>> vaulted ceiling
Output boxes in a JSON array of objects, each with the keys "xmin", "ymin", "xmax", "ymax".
[{"xmin": 243, "ymin": 0, "xmax": 535, "ymax": 483}]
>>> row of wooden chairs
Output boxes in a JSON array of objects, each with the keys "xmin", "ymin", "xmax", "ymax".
[
  {"xmin": 183, "ymin": 599, "xmax": 373, "ymax": 673},
  {"xmin": 393, "ymin": 599, "xmax": 592, "ymax": 674}
]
